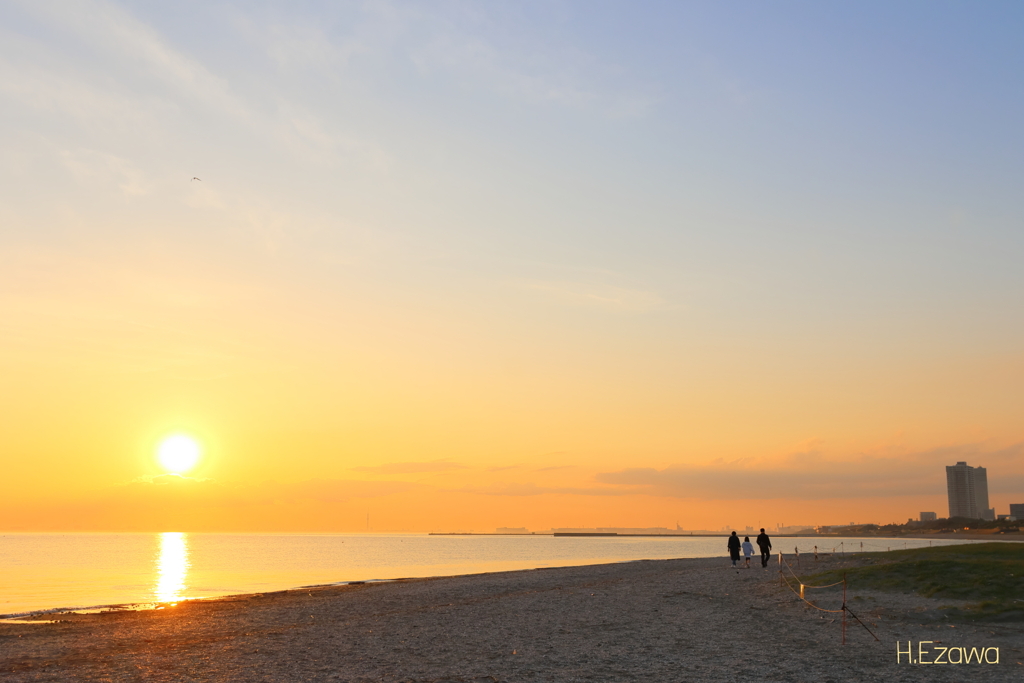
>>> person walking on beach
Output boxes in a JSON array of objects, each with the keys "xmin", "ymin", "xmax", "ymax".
[
  {"xmin": 727, "ymin": 531, "xmax": 741, "ymax": 568},
  {"xmin": 756, "ymin": 528, "xmax": 772, "ymax": 568},
  {"xmin": 742, "ymin": 536, "xmax": 754, "ymax": 568}
]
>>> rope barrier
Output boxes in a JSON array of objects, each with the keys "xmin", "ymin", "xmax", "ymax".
[
  {"xmin": 776, "ymin": 553, "xmax": 880, "ymax": 643},
  {"xmin": 778, "ymin": 572, "xmax": 845, "ymax": 613},
  {"xmin": 779, "ymin": 556, "xmax": 845, "ymax": 589},
  {"xmin": 811, "ymin": 539, "xmax": 983, "ymax": 553},
  {"xmin": 770, "ymin": 538, "xmax": 982, "ymax": 644}
]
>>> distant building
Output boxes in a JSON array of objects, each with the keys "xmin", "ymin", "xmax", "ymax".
[
  {"xmin": 495, "ymin": 527, "xmax": 529, "ymax": 533},
  {"xmin": 920, "ymin": 512, "xmax": 937, "ymax": 522},
  {"xmin": 1010, "ymin": 503, "xmax": 1024, "ymax": 519},
  {"xmin": 997, "ymin": 514, "xmax": 1016, "ymax": 521},
  {"xmin": 946, "ymin": 462, "xmax": 992, "ymax": 520}
]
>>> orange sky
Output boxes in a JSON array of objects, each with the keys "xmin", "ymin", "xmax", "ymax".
[
  {"xmin": 2, "ymin": 246, "xmax": 1021, "ymax": 531},
  {"xmin": 3, "ymin": 2, "xmax": 1024, "ymax": 532}
]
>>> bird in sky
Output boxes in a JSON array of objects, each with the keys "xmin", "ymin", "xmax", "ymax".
[{"xmin": 191, "ymin": 177, "xmax": 201, "ymax": 181}]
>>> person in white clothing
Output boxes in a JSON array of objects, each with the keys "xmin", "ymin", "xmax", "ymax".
[{"xmin": 741, "ymin": 536, "xmax": 755, "ymax": 568}]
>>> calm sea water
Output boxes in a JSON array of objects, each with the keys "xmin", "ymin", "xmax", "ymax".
[{"xmin": 0, "ymin": 533, "xmax": 976, "ymax": 616}]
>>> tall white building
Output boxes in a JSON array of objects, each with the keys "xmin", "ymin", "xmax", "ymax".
[{"xmin": 946, "ymin": 462, "xmax": 993, "ymax": 520}]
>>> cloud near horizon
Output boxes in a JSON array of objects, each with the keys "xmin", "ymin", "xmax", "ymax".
[
  {"xmin": 453, "ymin": 481, "xmax": 630, "ymax": 497},
  {"xmin": 595, "ymin": 443, "xmax": 1024, "ymax": 500},
  {"xmin": 7, "ymin": 439, "xmax": 1021, "ymax": 533},
  {"xmin": 115, "ymin": 475, "xmax": 417, "ymax": 506},
  {"xmin": 0, "ymin": 476, "xmax": 423, "ymax": 532}
]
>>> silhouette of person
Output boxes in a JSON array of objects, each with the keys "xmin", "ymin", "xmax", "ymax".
[
  {"xmin": 727, "ymin": 531, "xmax": 741, "ymax": 567},
  {"xmin": 756, "ymin": 528, "xmax": 772, "ymax": 568},
  {"xmin": 742, "ymin": 536, "xmax": 754, "ymax": 567}
]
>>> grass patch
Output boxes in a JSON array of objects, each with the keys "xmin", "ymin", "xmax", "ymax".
[{"xmin": 801, "ymin": 542, "xmax": 1024, "ymax": 621}]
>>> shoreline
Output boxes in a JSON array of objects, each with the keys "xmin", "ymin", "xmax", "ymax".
[
  {"xmin": 5, "ymin": 536, "xmax": 1021, "ymax": 621},
  {"xmin": 0, "ymin": 578, "xmax": 402, "ymax": 623},
  {"xmin": 3, "ymin": 553, "xmax": 1020, "ymax": 681}
]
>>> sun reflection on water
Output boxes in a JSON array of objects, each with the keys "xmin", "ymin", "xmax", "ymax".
[{"xmin": 154, "ymin": 532, "xmax": 190, "ymax": 604}]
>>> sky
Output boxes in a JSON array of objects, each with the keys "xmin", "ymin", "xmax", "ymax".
[{"xmin": 2, "ymin": 0, "xmax": 1023, "ymax": 532}]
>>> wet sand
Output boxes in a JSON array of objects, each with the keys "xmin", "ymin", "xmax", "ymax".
[{"xmin": 1, "ymin": 555, "xmax": 1020, "ymax": 682}]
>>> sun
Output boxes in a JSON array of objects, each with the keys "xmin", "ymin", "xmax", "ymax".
[{"xmin": 157, "ymin": 434, "xmax": 202, "ymax": 474}]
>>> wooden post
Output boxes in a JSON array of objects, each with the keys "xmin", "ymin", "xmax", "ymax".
[{"xmin": 842, "ymin": 574, "xmax": 847, "ymax": 645}]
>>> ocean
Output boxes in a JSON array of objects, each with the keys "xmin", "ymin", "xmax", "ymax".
[{"xmin": 0, "ymin": 532, "xmax": 973, "ymax": 617}]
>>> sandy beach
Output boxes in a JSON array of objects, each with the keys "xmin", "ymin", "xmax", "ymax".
[{"xmin": 1, "ymin": 554, "xmax": 1020, "ymax": 682}]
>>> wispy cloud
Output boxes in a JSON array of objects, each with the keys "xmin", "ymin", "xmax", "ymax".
[
  {"xmin": 486, "ymin": 464, "xmax": 521, "ymax": 472},
  {"xmin": 4, "ymin": 0, "xmax": 391, "ymax": 183},
  {"xmin": 17, "ymin": 0, "xmax": 248, "ymax": 119},
  {"xmin": 454, "ymin": 482, "xmax": 630, "ymax": 497},
  {"xmin": 0, "ymin": 52, "xmax": 160, "ymax": 130},
  {"xmin": 115, "ymin": 476, "xmax": 415, "ymax": 505},
  {"xmin": 229, "ymin": 2, "xmax": 659, "ymax": 118},
  {"xmin": 233, "ymin": 15, "xmax": 367, "ymax": 71},
  {"xmin": 412, "ymin": 30, "xmax": 593, "ymax": 107},
  {"xmin": 395, "ymin": 3, "xmax": 658, "ymax": 117},
  {"xmin": 59, "ymin": 148, "xmax": 150, "ymax": 196},
  {"xmin": 350, "ymin": 460, "xmax": 467, "ymax": 475}
]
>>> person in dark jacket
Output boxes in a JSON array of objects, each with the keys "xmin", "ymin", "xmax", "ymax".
[
  {"xmin": 756, "ymin": 528, "xmax": 772, "ymax": 568},
  {"xmin": 727, "ymin": 531, "xmax": 741, "ymax": 567}
]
